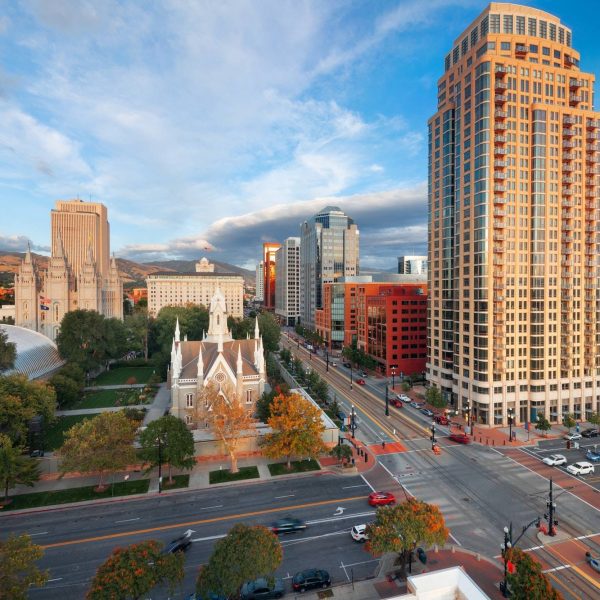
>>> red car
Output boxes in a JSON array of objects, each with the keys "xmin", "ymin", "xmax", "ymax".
[
  {"xmin": 390, "ymin": 398, "xmax": 403, "ymax": 408},
  {"xmin": 368, "ymin": 491, "xmax": 396, "ymax": 506},
  {"xmin": 434, "ymin": 414, "xmax": 449, "ymax": 425},
  {"xmin": 356, "ymin": 378, "xmax": 366, "ymax": 385},
  {"xmin": 449, "ymin": 433, "xmax": 471, "ymax": 444}
]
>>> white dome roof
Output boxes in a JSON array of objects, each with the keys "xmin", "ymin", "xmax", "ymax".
[{"xmin": 1, "ymin": 324, "xmax": 65, "ymax": 380}]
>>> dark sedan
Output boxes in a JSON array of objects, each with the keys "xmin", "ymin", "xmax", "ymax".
[
  {"xmin": 240, "ymin": 577, "xmax": 285, "ymax": 599},
  {"xmin": 292, "ymin": 569, "xmax": 331, "ymax": 593},
  {"xmin": 163, "ymin": 535, "xmax": 192, "ymax": 554},
  {"xmin": 271, "ymin": 517, "xmax": 307, "ymax": 534},
  {"xmin": 582, "ymin": 428, "xmax": 599, "ymax": 438}
]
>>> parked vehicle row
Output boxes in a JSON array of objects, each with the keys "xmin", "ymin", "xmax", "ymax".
[{"xmin": 541, "ymin": 453, "xmax": 596, "ymax": 476}]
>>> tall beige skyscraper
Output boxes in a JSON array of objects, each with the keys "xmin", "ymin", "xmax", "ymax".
[
  {"xmin": 428, "ymin": 4, "xmax": 600, "ymax": 428},
  {"xmin": 15, "ymin": 199, "xmax": 123, "ymax": 341}
]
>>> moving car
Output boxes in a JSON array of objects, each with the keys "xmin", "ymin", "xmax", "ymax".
[
  {"xmin": 396, "ymin": 394, "xmax": 410, "ymax": 403},
  {"xmin": 542, "ymin": 454, "xmax": 567, "ymax": 466},
  {"xmin": 240, "ymin": 577, "xmax": 285, "ymax": 599},
  {"xmin": 434, "ymin": 414, "xmax": 449, "ymax": 425},
  {"xmin": 292, "ymin": 569, "xmax": 331, "ymax": 593},
  {"xmin": 586, "ymin": 552, "xmax": 600, "ymax": 573},
  {"xmin": 330, "ymin": 362, "xmax": 337, "ymax": 367},
  {"xmin": 343, "ymin": 362, "xmax": 352, "ymax": 368},
  {"xmin": 582, "ymin": 428, "xmax": 600, "ymax": 438},
  {"xmin": 360, "ymin": 371, "xmax": 368, "ymax": 378},
  {"xmin": 351, "ymin": 524, "xmax": 369, "ymax": 543},
  {"xmin": 566, "ymin": 461, "xmax": 595, "ymax": 476},
  {"xmin": 271, "ymin": 517, "xmax": 307, "ymax": 534},
  {"xmin": 163, "ymin": 535, "xmax": 192, "ymax": 554},
  {"xmin": 585, "ymin": 450, "xmax": 600, "ymax": 463},
  {"xmin": 421, "ymin": 408, "xmax": 434, "ymax": 417},
  {"xmin": 389, "ymin": 398, "xmax": 403, "ymax": 408},
  {"xmin": 368, "ymin": 491, "xmax": 396, "ymax": 506},
  {"xmin": 448, "ymin": 433, "xmax": 471, "ymax": 444},
  {"xmin": 564, "ymin": 432, "xmax": 583, "ymax": 441},
  {"xmin": 356, "ymin": 378, "xmax": 366, "ymax": 385}
]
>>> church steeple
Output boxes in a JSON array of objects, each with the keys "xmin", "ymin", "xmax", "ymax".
[
  {"xmin": 205, "ymin": 287, "xmax": 233, "ymax": 343},
  {"xmin": 175, "ymin": 317, "xmax": 181, "ymax": 343}
]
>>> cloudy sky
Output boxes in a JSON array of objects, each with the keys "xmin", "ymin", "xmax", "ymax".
[{"xmin": 1, "ymin": 0, "xmax": 599, "ymax": 270}]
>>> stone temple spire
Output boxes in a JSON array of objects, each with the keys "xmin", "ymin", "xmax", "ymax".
[{"xmin": 175, "ymin": 317, "xmax": 181, "ymax": 343}]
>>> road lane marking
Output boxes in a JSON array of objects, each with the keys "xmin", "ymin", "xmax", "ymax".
[
  {"xmin": 274, "ymin": 495, "xmax": 295, "ymax": 499},
  {"xmin": 115, "ymin": 518, "xmax": 140, "ymax": 523},
  {"xmin": 28, "ymin": 531, "xmax": 48, "ymax": 536},
  {"xmin": 191, "ymin": 534, "xmax": 226, "ymax": 543},
  {"xmin": 541, "ymin": 538, "xmax": 600, "ymax": 591},
  {"xmin": 198, "ymin": 504, "xmax": 223, "ymax": 510},
  {"xmin": 342, "ymin": 484, "xmax": 369, "ymax": 489},
  {"xmin": 449, "ymin": 532, "xmax": 462, "ymax": 546},
  {"xmin": 41, "ymin": 495, "xmax": 367, "ymax": 549},
  {"xmin": 360, "ymin": 474, "xmax": 375, "ymax": 492},
  {"xmin": 543, "ymin": 565, "xmax": 572, "ymax": 573},
  {"xmin": 47, "ymin": 578, "xmax": 63, "ymax": 583}
]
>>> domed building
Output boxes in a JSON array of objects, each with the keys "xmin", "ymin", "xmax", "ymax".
[{"xmin": 0, "ymin": 324, "xmax": 65, "ymax": 380}]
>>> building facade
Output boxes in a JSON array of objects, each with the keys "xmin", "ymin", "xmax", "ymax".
[
  {"xmin": 14, "ymin": 199, "xmax": 123, "ymax": 342},
  {"xmin": 428, "ymin": 3, "xmax": 600, "ymax": 426},
  {"xmin": 146, "ymin": 258, "xmax": 243, "ymax": 318},
  {"xmin": 255, "ymin": 261, "xmax": 264, "ymax": 302},
  {"xmin": 398, "ymin": 255, "xmax": 428, "ymax": 275},
  {"xmin": 262, "ymin": 242, "xmax": 281, "ymax": 310},
  {"xmin": 274, "ymin": 237, "xmax": 301, "ymax": 326},
  {"xmin": 300, "ymin": 206, "xmax": 359, "ymax": 330},
  {"xmin": 169, "ymin": 289, "xmax": 266, "ymax": 428}
]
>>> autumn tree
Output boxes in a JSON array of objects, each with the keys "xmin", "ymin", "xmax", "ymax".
[
  {"xmin": 0, "ymin": 533, "xmax": 48, "ymax": 600},
  {"xmin": 505, "ymin": 547, "xmax": 563, "ymax": 600},
  {"xmin": 58, "ymin": 411, "xmax": 137, "ymax": 491},
  {"xmin": 196, "ymin": 524, "xmax": 282, "ymax": 599},
  {"xmin": 0, "ymin": 329, "xmax": 16, "ymax": 373},
  {"xmin": 366, "ymin": 498, "xmax": 448, "ymax": 578},
  {"xmin": 87, "ymin": 540, "xmax": 184, "ymax": 600},
  {"xmin": 201, "ymin": 383, "xmax": 255, "ymax": 474},
  {"xmin": 588, "ymin": 412, "xmax": 600, "ymax": 426},
  {"xmin": 0, "ymin": 374, "xmax": 56, "ymax": 445},
  {"xmin": 0, "ymin": 434, "xmax": 40, "ymax": 504},
  {"xmin": 261, "ymin": 392, "xmax": 327, "ymax": 469},
  {"xmin": 139, "ymin": 415, "xmax": 195, "ymax": 484}
]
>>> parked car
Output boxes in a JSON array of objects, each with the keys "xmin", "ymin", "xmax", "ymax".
[
  {"xmin": 368, "ymin": 491, "xmax": 396, "ymax": 506},
  {"xmin": 542, "ymin": 454, "xmax": 567, "ymax": 466},
  {"xmin": 292, "ymin": 569, "xmax": 331, "ymax": 593},
  {"xmin": 240, "ymin": 577, "xmax": 285, "ymax": 599},
  {"xmin": 356, "ymin": 378, "xmax": 366, "ymax": 385},
  {"xmin": 360, "ymin": 371, "xmax": 368, "ymax": 378},
  {"xmin": 163, "ymin": 535, "xmax": 192, "ymax": 554},
  {"xmin": 330, "ymin": 362, "xmax": 337, "ymax": 367},
  {"xmin": 566, "ymin": 461, "xmax": 595, "ymax": 476},
  {"xmin": 410, "ymin": 401, "xmax": 425, "ymax": 409},
  {"xmin": 582, "ymin": 428, "xmax": 600, "ymax": 438},
  {"xmin": 434, "ymin": 414, "xmax": 449, "ymax": 425},
  {"xmin": 564, "ymin": 432, "xmax": 583, "ymax": 441},
  {"xmin": 271, "ymin": 517, "xmax": 307, "ymax": 534},
  {"xmin": 586, "ymin": 552, "xmax": 600, "ymax": 573},
  {"xmin": 351, "ymin": 524, "xmax": 369, "ymax": 543},
  {"xmin": 421, "ymin": 408, "xmax": 434, "ymax": 417},
  {"xmin": 448, "ymin": 433, "xmax": 471, "ymax": 445},
  {"xmin": 343, "ymin": 362, "xmax": 352, "ymax": 368},
  {"xmin": 585, "ymin": 450, "xmax": 600, "ymax": 463},
  {"xmin": 396, "ymin": 394, "xmax": 410, "ymax": 402},
  {"xmin": 389, "ymin": 398, "xmax": 403, "ymax": 408}
]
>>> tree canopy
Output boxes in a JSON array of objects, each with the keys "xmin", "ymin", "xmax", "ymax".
[
  {"xmin": 0, "ymin": 329, "xmax": 16, "ymax": 373},
  {"xmin": 87, "ymin": 540, "xmax": 184, "ymax": 600},
  {"xmin": 341, "ymin": 341, "xmax": 377, "ymax": 370},
  {"xmin": 196, "ymin": 524, "xmax": 282, "ymax": 599},
  {"xmin": 535, "ymin": 414, "xmax": 551, "ymax": 436},
  {"xmin": 139, "ymin": 415, "xmax": 195, "ymax": 483},
  {"xmin": 0, "ymin": 533, "xmax": 48, "ymax": 600},
  {"xmin": 505, "ymin": 547, "xmax": 562, "ymax": 600},
  {"xmin": 261, "ymin": 392, "xmax": 326, "ymax": 469},
  {"xmin": 367, "ymin": 499, "xmax": 448, "ymax": 577},
  {"xmin": 58, "ymin": 411, "xmax": 137, "ymax": 489},
  {"xmin": 0, "ymin": 374, "xmax": 56, "ymax": 446},
  {"xmin": 425, "ymin": 385, "xmax": 445, "ymax": 408},
  {"xmin": 0, "ymin": 434, "xmax": 40, "ymax": 504}
]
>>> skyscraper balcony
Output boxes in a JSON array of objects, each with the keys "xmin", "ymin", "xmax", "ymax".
[
  {"xmin": 494, "ymin": 171, "xmax": 507, "ymax": 179},
  {"xmin": 495, "ymin": 65, "xmax": 510, "ymax": 75},
  {"xmin": 562, "ymin": 164, "xmax": 575, "ymax": 172},
  {"xmin": 570, "ymin": 79, "xmax": 584, "ymax": 89},
  {"xmin": 563, "ymin": 128, "xmax": 576, "ymax": 137},
  {"xmin": 563, "ymin": 115, "xmax": 578, "ymax": 125},
  {"xmin": 515, "ymin": 44, "xmax": 528, "ymax": 55},
  {"xmin": 562, "ymin": 187, "xmax": 574, "ymax": 196},
  {"xmin": 495, "ymin": 94, "xmax": 508, "ymax": 104},
  {"xmin": 495, "ymin": 110, "xmax": 508, "ymax": 119},
  {"xmin": 494, "ymin": 134, "xmax": 508, "ymax": 143},
  {"xmin": 495, "ymin": 80, "xmax": 508, "ymax": 90},
  {"xmin": 563, "ymin": 152, "xmax": 577, "ymax": 160},
  {"xmin": 587, "ymin": 118, "xmax": 600, "ymax": 129},
  {"xmin": 563, "ymin": 140, "xmax": 577, "ymax": 148},
  {"xmin": 570, "ymin": 94, "xmax": 583, "ymax": 105},
  {"xmin": 494, "ymin": 146, "xmax": 508, "ymax": 155},
  {"xmin": 494, "ymin": 121, "xmax": 508, "ymax": 131}
]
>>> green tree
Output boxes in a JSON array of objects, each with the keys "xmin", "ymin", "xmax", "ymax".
[
  {"xmin": 0, "ymin": 374, "xmax": 56, "ymax": 445},
  {"xmin": 0, "ymin": 329, "xmax": 16, "ymax": 373},
  {"xmin": 0, "ymin": 434, "xmax": 40, "ymax": 504},
  {"xmin": 367, "ymin": 499, "xmax": 448, "ymax": 578},
  {"xmin": 196, "ymin": 524, "xmax": 282, "ymax": 599},
  {"xmin": 0, "ymin": 533, "xmax": 48, "ymax": 600},
  {"xmin": 425, "ymin": 385, "xmax": 445, "ymax": 409},
  {"xmin": 588, "ymin": 412, "xmax": 600, "ymax": 426},
  {"xmin": 257, "ymin": 312, "xmax": 281, "ymax": 353},
  {"xmin": 228, "ymin": 316, "xmax": 254, "ymax": 340},
  {"xmin": 49, "ymin": 373, "xmax": 82, "ymax": 409},
  {"xmin": 255, "ymin": 389, "xmax": 277, "ymax": 422},
  {"xmin": 87, "ymin": 540, "xmax": 184, "ymax": 600},
  {"xmin": 312, "ymin": 378, "xmax": 330, "ymax": 405},
  {"xmin": 535, "ymin": 414, "xmax": 552, "ymax": 437},
  {"xmin": 124, "ymin": 309, "xmax": 150, "ymax": 360},
  {"xmin": 139, "ymin": 415, "xmax": 195, "ymax": 484},
  {"xmin": 562, "ymin": 413, "xmax": 576, "ymax": 433},
  {"xmin": 261, "ymin": 392, "xmax": 326, "ymax": 469},
  {"xmin": 330, "ymin": 443, "xmax": 353, "ymax": 465},
  {"xmin": 505, "ymin": 547, "xmax": 562, "ymax": 600},
  {"xmin": 279, "ymin": 347, "xmax": 292, "ymax": 366},
  {"xmin": 58, "ymin": 412, "xmax": 137, "ymax": 490}
]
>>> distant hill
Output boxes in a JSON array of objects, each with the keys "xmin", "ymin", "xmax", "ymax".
[{"xmin": 0, "ymin": 251, "xmax": 254, "ymax": 286}]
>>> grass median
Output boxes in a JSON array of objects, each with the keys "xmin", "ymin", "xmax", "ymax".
[
  {"xmin": 209, "ymin": 466, "xmax": 260, "ymax": 484},
  {"xmin": 1, "ymin": 479, "xmax": 150, "ymax": 511},
  {"xmin": 160, "ymin": 474, "xmax": 190, "ymax": 490},
  {"xmin": 268, "ymin": 459, "xmax": 321, "ymax": 476}
]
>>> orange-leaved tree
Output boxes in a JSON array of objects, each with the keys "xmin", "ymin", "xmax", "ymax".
[
  {"xmin": 261, "ymin": 392, "xmax": 326, "ymax": 469},
  {"xmin": 505, "ymin": 547, "xmax": 563, "ymax": 599},
  {"xmin": 87, "ymin": 540, "xmax": 184, "ymax": 600},
  {"xmin": 366, "ymin": 498, "xmax": 448, "ymax": 577},
  {"xmin": 201, "ymin": 383, "xmax": 255, "ymax": 474}
]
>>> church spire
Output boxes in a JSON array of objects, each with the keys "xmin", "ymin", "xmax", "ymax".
[
  {"xmin": 205, "ymin": 287, "xmax": 232, "ymax": 343},
  {"xmin": 254, "ymin": 316, "xmax": 260, "ymax": 339},
  {"xmin": 197, "ymin": 344, "xmax": 204, "ymax": 379},
  {"xmin": 175, "ymin": 317, "xmax": 180, "ymax": 343},
  {"xmin": 237, "ymin": 344, "xmax": 243, "ymax": 374}
]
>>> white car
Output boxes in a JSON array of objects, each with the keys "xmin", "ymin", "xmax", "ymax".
[
  {"xmin": 396, "ymin": 394, "xmax": 410, "ymax": 402},
  {"xmin": 564, "ymin": 432, "xmax": 582, "ymax": 441},
  {"xmin": 351, "ymin": 524, "xmax": 369, "ymax": 543},
  {"xmin": 566, "ymin": 461, "xmax": 595, "ymax": 476},
  {"xmin": 542, "ymin": 454, "xmax": 567, "ymax": 467}
]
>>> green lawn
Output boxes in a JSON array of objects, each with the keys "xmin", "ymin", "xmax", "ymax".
[
  {"xmin": 92, "ymin": 367, "xmax": 156, "ymax": 386},
  {"xmin": 2, "ymin": 479, "xmax": 150, "ymax": 511},
  {"xmin": 161, "ymin": 474, "xmax": 190, "ymax": 490},
  {"xmin": 75, "ymin": 388, "xmax": 156, "ymax": 409},
  {"xmin": 209, "ymin": 466, "xmax": 259, "ymax": 484},
  {"xmin": 268, "ymin": 460, "xmax": 321, "ymax": 476},
  {"xmin": 45, "ymin": 414, "xmax": 98, "ymax": 450}
]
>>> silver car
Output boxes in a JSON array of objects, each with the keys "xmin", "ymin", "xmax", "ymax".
[
  {"xmin": 542, "ymin": 454, "xmax": 567, "ymax": 466},
  {"xmin": 566, "ymin": 461, "xmax": 594, "ymax": 476}
]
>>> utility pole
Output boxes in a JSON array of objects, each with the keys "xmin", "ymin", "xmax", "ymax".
[
  {"xmin": 326, "ymin": 349, "xmax": 329, "ymax": 372},
  {"xmin": 385, "ymin": 384, "xmax": 389, "ymax": 416},
  {"xmin": 351, "ymin": 404, "xmax": 356, "ymax": 439},
  {"xmin": 350, "ymin": 365, "xmax": 353, "ymax": 390},
  {"xmin": 546, "ymin": 478, "xmax": 557, "ymax": 536}
]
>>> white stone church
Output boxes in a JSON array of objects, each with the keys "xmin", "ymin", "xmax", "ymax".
[{"xmin": 169, "ymin": 288, "xmax": 266, "ymax": 429}]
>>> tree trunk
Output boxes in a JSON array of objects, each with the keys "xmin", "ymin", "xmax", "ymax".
[
  {"xmin": 286, "ymin": 455, "xmax": 292, "ymax": 470},
  {"xmin": 167, "ymin": 463, "xmax": 174, "ymax": 484},
  {"xmin": 4, "ymin": 478, "xmax": 9, "ymax": 503},
  {"xmin": 230, "ymin": 450, "xmax": 238, "ymax": 474},
  {"xmin": 96, "ymin": 470, "xmax": 107, "ymax": 492}
]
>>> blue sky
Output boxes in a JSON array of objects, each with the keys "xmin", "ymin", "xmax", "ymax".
[{"xmin": 1, "ymin": 0, "xmax": 599, "ymax": 270}]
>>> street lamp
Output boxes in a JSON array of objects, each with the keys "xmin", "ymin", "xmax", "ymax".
[
  {"xmin": 156, "ymin": 435, "xmax": 164, "ymax": 494},
  {"xmin": 385, "ymin": 384, "xmax": 390, "ymax": 417},
  {"xmin": 390, "ymin": 367, "xmax": 396, "ymax": 390},
  {"xmin": 500, "ymin": 524, "xmax": 512, "ymax": 597},
  {"xmin": 431, "ymin": 421, "xmax": 436, "ymax": 448},
  {"xmin": 350, "ymin": 364, "xmax": 353, "ymax": 390},
  {"xmin": 507, "ymin": 407, "xmax": 514, "ymax": 443},
  {"xmin": 351, "ymin": 404, "xmax": 356, "ymax": 439},
  {"xmin": 326, "ymin": 348, "xmax": 329, "ymax": 372}
]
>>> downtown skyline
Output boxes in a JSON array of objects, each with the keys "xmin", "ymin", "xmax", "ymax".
[{"xmin": 1, "ymin": 0, "xmax": 599, "ymax": 270}]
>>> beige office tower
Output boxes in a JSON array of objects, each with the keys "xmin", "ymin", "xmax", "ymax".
[
  {"xmin": 15, "ymin": 199, "xmax": 123, "ymax": 342},
  {"xmin": 427, "ymin": 4, "xmax": 600, "ymax": 428}
]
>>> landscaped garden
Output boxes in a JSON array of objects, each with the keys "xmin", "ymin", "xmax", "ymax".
[
  {"xmin": 268, "ymin": 459, "xmax": 321, "ymax": 476},
  {"xmin": 74, "ymin": 387, "xmax": 157, "ymax": 409},
  {"xmin": 45, "ymin": 414, "xmax": 98, "ymax": 450},
  {"xmin": 92, "ymin": 366, "xmax": 157, "ymax": 386},
  {"xmin": 209, "ymin": 466, "xmax": 260, "ymax": 484}
]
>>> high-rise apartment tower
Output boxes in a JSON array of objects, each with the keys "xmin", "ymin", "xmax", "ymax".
[
  {"xmin": 275, "ymin": 237, "xmax": 301, "ymax": 326},
  {"xmin": 428, "ymin": 4, "xmax": 600, "ymax": 427}
]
